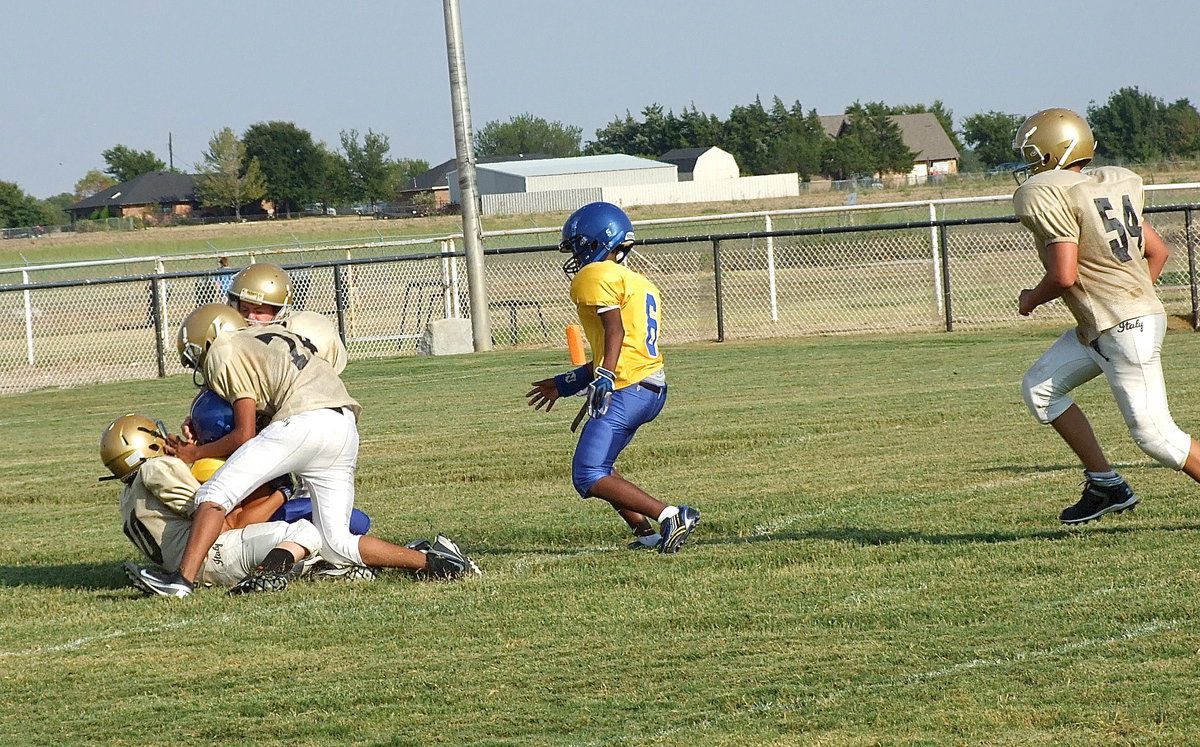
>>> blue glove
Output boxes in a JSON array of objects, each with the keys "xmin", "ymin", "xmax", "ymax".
[{"xmin": 587, "ymin": 367, "xmax": 616, "ymax": 418}]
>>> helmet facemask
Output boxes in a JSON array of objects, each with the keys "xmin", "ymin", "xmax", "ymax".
[{"xmin": 226, "ymin": 264, "xmax": 293, "ymax": 324}]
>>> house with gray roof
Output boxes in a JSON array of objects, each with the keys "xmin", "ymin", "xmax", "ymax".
[
  {"xmin": 67, "ymin": 172, "xmax": 200, "ymax": 222},
  {"xmin": 819, "ymin": 112, "xmax": 960, "ymax": 180}
]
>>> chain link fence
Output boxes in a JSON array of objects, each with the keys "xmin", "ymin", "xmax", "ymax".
[{"xmin": 2, "ymin": 197, "xmax": 1198, "ymax": 394}]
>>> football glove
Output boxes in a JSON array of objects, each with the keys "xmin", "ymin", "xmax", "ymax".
[{"xmin": 587, "ymin": 367, "xmax": 616, "ymax": 418}]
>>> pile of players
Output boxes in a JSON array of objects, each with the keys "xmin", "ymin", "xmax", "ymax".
[
  {"xmin": 103, "ymin": 197, "xmax": 719, "ymax": 598},
  {"xmin": 102, "ymin": 263, "xmax": 481, "ymax": 597}
]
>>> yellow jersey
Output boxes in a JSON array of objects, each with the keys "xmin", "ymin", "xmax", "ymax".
[{"xmin": 569, "ymin": 260, "xmax": 664, "ymax": 389}]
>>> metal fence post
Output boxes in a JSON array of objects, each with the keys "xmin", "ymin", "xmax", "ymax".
[
  {"xmin": 1187, "ymin": 207, "xmax": 1197, "ymax": 330},
  {"xmin": 22, "ymin": 270, "xmax": 34, "ymax": 364},
  {"xmin": 151, "ymin": 278, "xmax": 167, "ymax": 377},
  {"xmin": 713, "ymin": 238, "xmax": 726, "ymax": 342},
  {"xmin": 334, "ymin": 263, "xmax": 348, "ymax": 343},
  {"xmin": 939, "ymin": 224, "xmax": 953, "ymax": 332},
  {"xmin": 765, "ymin": 214, "xmax": 778, "ymax": 322},
  {"xmin": 930, "ymin": 202, "xmax": 945, "ymax": 315}
]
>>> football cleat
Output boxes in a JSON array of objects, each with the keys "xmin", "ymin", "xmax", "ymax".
[
  {"xmin": 123, "ymin": 560, "xmax": 155, "ymax": 594},
  {"xmin": 627, "ymin": 533, "xmax": 662, "ymax": 551},
  {"xmin": 658, "ymin": 506, "xmax": 701, "ymax": 554},
  {"xmin": 227, "ymin": 567, "xmax": 290, "ymax": 596},
  {"xmin": 308, "ymin": 560, "xmax": 380, "ymax": 581},
  {"xmin": 416, "ymin": 535, "xmax": 481, "ymax": 580},
  {"xmin": 134, "ymin": 565, "xmax": 194, "ymax": 598},
  {"xmin": 1060, "ymin": 479, "xmax": 1138, "ymax": 525},
  {"xmin": 405, "ymin": 538, "xmax": 433, "ymax": 553}
]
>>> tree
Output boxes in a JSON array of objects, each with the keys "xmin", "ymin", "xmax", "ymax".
[
  {"xmin": 193, "ymin": 127, "xmax": 267, "ymax": 219},
  {"xmin": 0, "ymin": 181, "xmax": 54, "ymax": 228},
  {"xmin": 838, "ymin": 102, "xmax": 914, "ymax": 177},
  {"xmin": 1164, "ymin": 99, "xmax": 1200, "ymax": 158},
  {"xmin": 764, "ymin": 98, "xmax": 826, "ymax": 179},
  {"xmin": 102, "ymin": 145, "xmax": 167, "ymax": 183},
  {"xmin": 74, "ymin": 169, "xmax": 117, "ymax": 200},
  {"xmin": 316, "ymin": 145, "xmax": 352, "ymax": 208},
  {"xmin": 1088, "ymin": 87, "xmax": 1169, "ymax": 163},
  {"xmin": 584, "ymin": 104, "xmax": 694, "ymax": 158},
  {"xmin": 475, "ymin": 114, "xmax": 582, "ymax": 158},
  {"xmin": 340, "ymin": 129, "xmax": 393, "ymax": 203},
  {"xmin": 40, "ymin": 193, "xmax": 74, "ymax": 225},
  {"xmin": 389, "ymin": 158, "xmax": 431, "ymax": 191},
  {"xmin": 961, "ymin": 111, "xmax": 1024, "ymax": 168},
  {"xmin": 820, "ymin": 134, "xmax": 871, "ymax": 181},
  {"xmin": 723, "ymin": 97, "xmax": 773, "ymax": 175},
  {"xmin": 242, "ymin": 121, "xmax": 324, "ymax": 215}
]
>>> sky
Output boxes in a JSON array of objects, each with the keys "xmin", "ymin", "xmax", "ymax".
[{"xmin": 2, "ymin": 0, "xmax": 1195, "ymax": 199}]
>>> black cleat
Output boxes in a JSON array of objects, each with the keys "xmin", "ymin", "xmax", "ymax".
[
  {"xmin": 228, "ymin": 567, "xmax": 290, "ymax": 595},
  {"xmin": 1060, "ymin": 479, "xmax": 1138, "ymax": 525}
]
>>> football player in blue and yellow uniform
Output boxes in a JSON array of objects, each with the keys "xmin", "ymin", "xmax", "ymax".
[{"xmin": 526, "ymin": 202, "xmax": 700, "ymax": 553}]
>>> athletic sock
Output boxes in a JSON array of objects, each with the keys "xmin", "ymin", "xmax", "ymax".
[
  {"xmin": 257, "ymin": 548, "xmax": 296, "ymax": 574},
  {"xmin": 656, "ymin": 506, "xmax": 679, "ymax": 524},
  {"xmin": 1085, "ymin": 470, "xmax": 1123, "ymax": 486}
]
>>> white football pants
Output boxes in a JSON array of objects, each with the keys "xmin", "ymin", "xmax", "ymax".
[
  {"xmin": 1022, "ymin": 313, "xmax": 1192, "ymax": 469},
  {"xmin": 195, "ymin": 407, "xmax": 364, "ymax": 565},
  {"xmin": 201, "ymin": 519, "xmax": 322, "ymax": 587}
]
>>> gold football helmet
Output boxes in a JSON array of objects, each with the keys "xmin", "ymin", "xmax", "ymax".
[
  {"xmin": 227, "ymin": 263, "xmax": 293, "ymax": 322},
  {"xmin": 177, "ymin": 303, "xmax": 246, "ymax": 369},
  {"xmin": 1012, "ymin": 108, "xmax": 1095, "ymax": 178},
  {"xmin": 100, "ymin": 413, "xmax": 168, "ymax": 480}
]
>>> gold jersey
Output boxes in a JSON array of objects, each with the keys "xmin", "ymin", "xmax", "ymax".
[
  {"xmin": 280, "ymin": 310, "xmax": 347, "ymax": 375},
  {"xmin": 119, "ymin": 456, "xmax": 198, "ymax": 572},
  {"xmin": 203, "ymin": 326, "xmax": 361, "ymax": 424},
  {"xmin": 1013, "ymin": 166, "xmax": 1164, "ymax": 343},
  {"xmin": 569, "ymin": 260, "xmax": 664, "ymax": 389}
]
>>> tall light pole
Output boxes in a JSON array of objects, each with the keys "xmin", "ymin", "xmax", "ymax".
[{"xmin": 442, "ymin": 0, "xmax": 491, "ymax": 351}]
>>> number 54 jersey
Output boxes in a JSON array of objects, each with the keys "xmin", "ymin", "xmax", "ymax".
[
  {"xmin": 1013, "ymin": 165, "xmax": 1164, "ymax": 344},
  {"xmin": 570, "ymin": 261, "xmax": 664, "ymax": 389}
]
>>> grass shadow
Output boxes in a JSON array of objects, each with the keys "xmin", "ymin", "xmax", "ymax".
[
  {"xmin": 698, "ymin": 521, "xmax": 1200, "ymax": 548},
  {"xmin": 0, "ymin": 561, "xmax": 129, "ymax": 590}
]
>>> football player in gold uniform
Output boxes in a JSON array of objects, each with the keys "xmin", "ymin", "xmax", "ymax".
[
  {"xmin": 226, "ymin": 263, "xmax": 347, "ymax": 374},
  {"xmin": 101, "ymin": 413, "xmax": 322, "ymax": 594},
  {"xmin": 526, "ymin": 202, "xmax": 700, "ymax": 553},
  {"xmin": 1013, "ymin": 108, "xmax": 1200, "ymax": 524},
  {"xmin": 133, "ymin": 305, "xmax": 479, "ymax": 596}
]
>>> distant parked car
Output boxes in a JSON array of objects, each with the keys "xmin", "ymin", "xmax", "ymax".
[{"xmin": 985, "ymin": 162, "xmax": 1024, "ymax": 176}]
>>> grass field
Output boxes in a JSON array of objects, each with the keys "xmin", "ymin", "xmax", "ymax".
[{"xmin": 3, "ymin": 330, "xmax": 1200, "ymax": 744}]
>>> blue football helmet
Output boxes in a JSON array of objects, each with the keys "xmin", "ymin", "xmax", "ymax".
[
  {"xmin": 559, "ymin": 201, "xmax": 635, "ymax": 277},
  {"xmin": 190, "ymin": 389, "xmax": 234, "ymax": 445}
]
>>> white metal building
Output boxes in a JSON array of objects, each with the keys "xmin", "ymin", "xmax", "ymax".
[{"xmin": 447, "ymin": 154, "xmax": 676, "ymax": 204}]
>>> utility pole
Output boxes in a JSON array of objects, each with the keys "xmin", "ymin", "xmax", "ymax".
[{"xmin": 442, "ymin": 0, "xmax": 491, "ymax": 351}]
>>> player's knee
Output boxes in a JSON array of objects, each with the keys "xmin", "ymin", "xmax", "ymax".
[
  {"xmin": 319, "ymin": 526, "xmax": 363, "ymax": 565},
  {"xmin": 1021, "ymin": 371, "xmax": 1064, "ymax": 425},
  {"xmin": 284, "ymin": 519, "xmax": 322, "ymax": 555},
  {"xmin": 572, "ymin": 463, "xmax": 608, "ymax": 498},
  {"xmin": 1129, "ymin": 420, "xmax": 1191, "ymax": 469}
]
